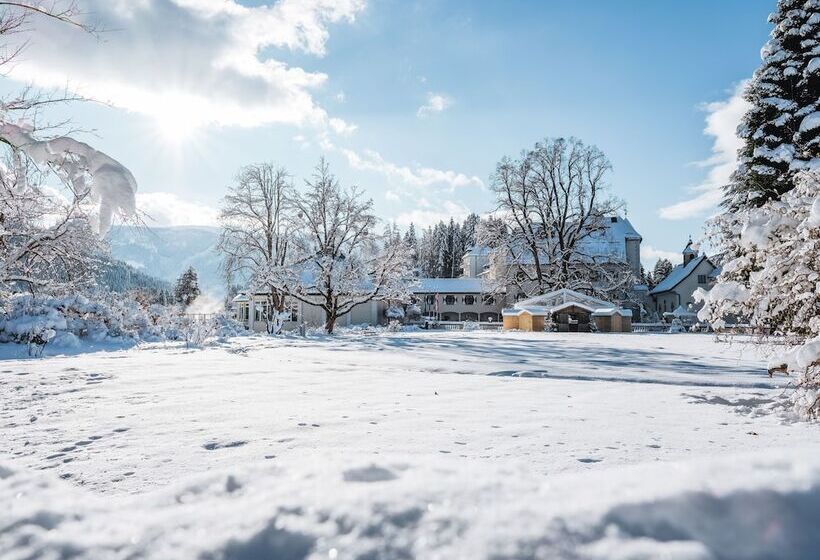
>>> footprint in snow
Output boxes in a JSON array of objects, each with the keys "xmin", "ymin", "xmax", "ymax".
[
  {"xmin": 578, "ymin": 458, "xmax": 602, "ymax": 464},
  {"xmin": 202, "ymin": 440, "xmax": 247, "ymax": 451},
  {"xmin": 343, "ymin": 465, "xmax": 397, "ymax": 482}
]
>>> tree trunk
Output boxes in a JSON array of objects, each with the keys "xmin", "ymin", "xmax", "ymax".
[{"xmin": 325, "ymin": 311, "xmax": 337, "ymax": 334}]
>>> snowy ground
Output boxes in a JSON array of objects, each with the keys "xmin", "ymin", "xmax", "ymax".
[{"xmin": 2, "ymin": 331, "xmax": 819, "ymax": 558}]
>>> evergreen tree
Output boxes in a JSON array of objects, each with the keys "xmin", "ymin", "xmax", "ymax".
[
  {"xmin": 433, "ymin": 223, "xmax": 448, "ymax": 277},
  {"xmin": 418, "ymin": 226, "xmax": 437, "ymax": 277},
  {"xmin": 652, "ymin": 258, "xmax": 673, "ymax": 283},
  {"xmin": 461, "ymin": 213, "xmax": 480, "ymax": 249},
  {"xmin": 725, "ymin": 0, "xmax": 819, "ymax": 210},
  {"xmin": 640, "ymin": 265, "xmax": 654, "ymax": 289},
  {"xmin": 443, "ymin": 218, "xmax": 457, "ymax": 277},
  {"xmin": 174, "ymin": 266, "xmax": 201, "ymax": 307},
  {"xmin": 403, "ymin": 223, "xmax": 419, "ymax": 269}
]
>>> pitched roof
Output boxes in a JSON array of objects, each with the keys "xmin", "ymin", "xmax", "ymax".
[
  {"xmin": 461, "ymin": 216, "xmax": 641, "ymax": 265},
  {"xmin": 591, "ymin": 307, "xmax": 633, "ymax": 317},
  {"xmin": 516, "ymin": 288, "xmax": 613, "ymax": 310},
  {"xmin": 464, "ymin": 245, "xmax": 492, "ymax": 257},
  {"xmin": 649, "ymin": 254, "xmax": 712, "ymax": 295},
  {"xmin": 411, "ymin": 277, "xmax": 493, "ymax": 294}
]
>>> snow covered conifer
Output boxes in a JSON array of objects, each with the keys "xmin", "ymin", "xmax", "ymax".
[
  {"xmin": 699, "ymin": 169, "xmax": 820, "ymax": 416},
  {"xmin": 725, "ymin": 0, "xmax": 820, "ymax": 210},
  {"xmin": 174, "ymin": 267, "xmax": 200, "ymax": 307},
  {"xmin": 403, "ymin": 223, "xmax": 419, "ymax": 269},
  {"xmin": 652, "ymin": 258, "xmax": 673, "ymax": 284}
]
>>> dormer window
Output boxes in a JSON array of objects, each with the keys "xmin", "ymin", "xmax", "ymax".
[{"xmin": 610, "ymin": 217, "xmax": 618, "ymax": 223}]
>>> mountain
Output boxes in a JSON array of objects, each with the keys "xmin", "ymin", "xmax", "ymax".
[
  {"xmin": 96, "ymin": 259, "xmax": 171, "ymax": 294},
  {"xmin": 106, "ymin": 225, "xmax": 225, "ymax": 295}
]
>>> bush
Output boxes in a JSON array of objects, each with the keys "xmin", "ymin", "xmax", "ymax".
[{"xmin": 0, "ymin": 292, "xmax": 241, "ymax": 352}]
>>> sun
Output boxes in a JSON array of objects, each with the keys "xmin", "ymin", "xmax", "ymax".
[{"xmin": 149, "ymin": 92, "xmax": 210, "ymax": 151}]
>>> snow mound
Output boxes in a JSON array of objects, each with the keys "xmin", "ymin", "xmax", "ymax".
[{"xmin": 2, "ymin": 450, "xmax": 820, "ymax": 559}]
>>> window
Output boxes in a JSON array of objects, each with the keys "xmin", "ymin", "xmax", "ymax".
[
  {"xmin": 698, "ymin": 274, "xmax": 707, "ymax": 284},
  {"xmin": 286, "ymin": 300, "xmax": 299, "ymax": 322},
  {"xmin": 444, "ymin": 295, "xmax": 456, "ymax": 305},
  {"xmin": 515, "ymin": 292, "xmax": 527, "ymax": 302},
  {"xmin": 464, "ymin": 294, "xmax": 475, "ymax": 305},
  {"xmin": 482, "ymin": 294, "xmax": 495, "ymax": 305},
  {"xmin": 254, "ymin": 303, "xmax": 265, "ymax": 322},
  {"xmin": 426, "ymin": 294, "xmax": 435, "ymax": 305},
  {"xmin": 610, "ymin": 216, "xmax": 618, "ymax": 223}
]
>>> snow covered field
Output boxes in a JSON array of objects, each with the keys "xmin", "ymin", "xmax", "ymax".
[{"xmin": 2, "ymin": 331, "xmax": 820, "ymax": 558}]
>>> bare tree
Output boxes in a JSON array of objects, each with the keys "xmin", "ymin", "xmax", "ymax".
[
  {"xmin": 0, "ymin": 1, "xmax": 137, "ymax": 294},
  {"xmin": 258, "ymin": 159, "xmax": 413, "ymax": 334},
  {"xmin": 485, "ymin": 137, "xmax": 631, "ymax": 299},
  {"xmin": 218, "ymin": 163, "xmax": 294, "ymax": 334},
  {"xmin": 0, "ymin": 152, "xmax": 101, "ymax": 289}
]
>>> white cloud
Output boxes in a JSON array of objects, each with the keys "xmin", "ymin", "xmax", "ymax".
[
  {"xmin": 395, "ymin": 200, "xmax": 471, "ymax": 229},
  {"xmin": 384, "ymin": 190, "xmax": 401, "ymax": 202},
  {"xmin": 136, "ymin": 192, "xmax": 219, "ymax": 227},
  {"xmin": 659, "ymin": 82, "xmax": 750, "ymax": 220},
  {"xmin": 328, "ymin": 117, "xmax": 358, "ymax": 136},
  {"xmin": 335, "ymin": 145, "xmax": 483, "ymax": 190},
  {"xmin": 641, "ymin": 244, "xmax": 682, "ymax": 269},
  {"xmin": 5, "ymin": 0, "xmax": 365, "ymax": 131},
  {"xmin": 292, "ymin": 134, "xmax": 311, "ymax": 149},
  {"xmin": 417, "ymin": 92, "xmax": 453, "ymax": 118}
]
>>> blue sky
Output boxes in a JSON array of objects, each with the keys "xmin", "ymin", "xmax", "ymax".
[{"xmin": 4, "ymin": 0, "xmax": 773, "ymax": 266}]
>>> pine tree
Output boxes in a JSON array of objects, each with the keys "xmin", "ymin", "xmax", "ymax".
[
  {"xmin": 418, "ymin": 226, "xmax": 437, "ymax": 277},
  {"xmin": 640, "ymin": 265, "xmax": 654, "ymax": 289},
  {"xmin": 725, "ymin": 0, "xmax": 819, "ymax": 210},
  {"xmin": 174, "ymin": 266, "xmax": 201, "ymax": 307},
  {"xmin": 652, "ymin": 258, "xmax": 673, "ymax": 283},
  {"xmin": 403, "ymin": 223, "xmax": 419, "ymax": 269},
  {"xmin": 462, "ymin": 213, "xmax": 480, "ymax": 248}
]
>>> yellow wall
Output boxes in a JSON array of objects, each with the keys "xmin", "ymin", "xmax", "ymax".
[
  {"xmin": 503, "ymin": 315, "xmax": 519, "ymax": 330},
  {"xmin": 519, "ymin": 312, "xmax": 533, "ymax": 331}
]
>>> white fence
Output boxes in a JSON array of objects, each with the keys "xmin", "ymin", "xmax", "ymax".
[
  {"xmin": 632, "ymin": 322, "xmax": 669, "ymax": 333},
  {"xmin": 427, "ymin": 321, "xmax": 503, "ymax": 331}
]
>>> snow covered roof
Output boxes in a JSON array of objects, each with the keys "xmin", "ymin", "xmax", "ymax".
[
  {"xmin": 464, "ymin": 246, "xmax": 492, "ymax": 257},
  {"xmin": 504, "ymin": 288, "xmax": 621, "ymax": 317},
  {"xmin": 516, "ymin": 288, "xmax": 613, "ymax": 311},
  {"xmin": 649, "ymin": 254, "xmax": 714, "ymax": 295},
  {"xmin": 231, "ymin": 293, "xmax": 250, "ymax": 302},
  {"xmin": 671, "ymin": 305, "xmax": 697, "ymax": 317},
  {"xmin": 468, "ymin": 216, "xmax": 641, "ymax": 266},
  {"xmin": 591, "ymin": 307, "xmax": 633, "ymax": 317},
  {"xmin": 412, "ymin": 277, "xmax": 495, "ymax": 294}
]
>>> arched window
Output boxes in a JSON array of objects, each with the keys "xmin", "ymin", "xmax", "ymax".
[
  {"xmin": 482, "ymin": 294, "xmax": 495, "ymax": 305},
  {"xmin": 463, "ymin": 295, "xmax": 475, "ymax": 305},
  {"xmin": 426, "ymin": 294, "xmax": 435, "ymax": 305},
  {"xmin": 445, "ymin": 295, "xmax": 456, "ymax": 305}
]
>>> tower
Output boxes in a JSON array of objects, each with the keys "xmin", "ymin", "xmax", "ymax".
[{"xmin": 683, "ymin": 238, "xmax": 697, "ymax": 266}]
